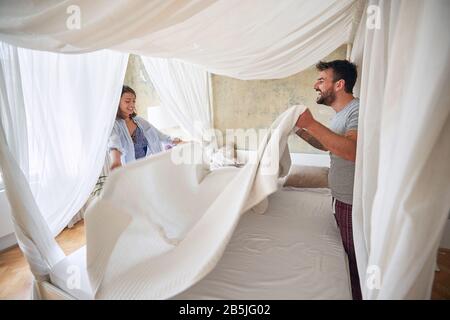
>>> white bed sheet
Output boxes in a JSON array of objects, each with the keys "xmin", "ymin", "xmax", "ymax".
[
  {"xmin": 50, "ymin": 188, "xmax": 351, "ymax": 300},
  {"xmin": 173, "ymin": 188, "xmax": 352, "ymax": 300}
]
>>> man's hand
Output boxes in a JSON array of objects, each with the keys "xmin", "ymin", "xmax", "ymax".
[
  {"xmin": 295, "ymin": 108, "xmax": 316, "ymax": 130},
  {"xmin": 294, "ymin": 108, "xmax": 357, "ymax": 162}
]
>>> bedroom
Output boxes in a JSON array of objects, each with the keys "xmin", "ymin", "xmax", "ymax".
[{"xmin": 0, "ymin": 0, "xmax": 449, "ymax": 303}]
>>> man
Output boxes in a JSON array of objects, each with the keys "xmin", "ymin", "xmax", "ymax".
[{"xmin": 294, "ymin": 60, "xmax": 361, "ymax": 300}]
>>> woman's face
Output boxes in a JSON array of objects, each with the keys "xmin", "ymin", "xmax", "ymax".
[{"xmin": 119, "ymin": 92, "xmax": 136, "ymax": 118}]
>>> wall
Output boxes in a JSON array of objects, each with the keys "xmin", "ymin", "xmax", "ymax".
[
  {"xmin": 441, "ymin": 215, "xmax": 450, "ymax": 250},
  {"xmin": 0, "ymin": 189, "xmax": 17, "ymax": 251},
  {"xmin": 123, "ymin": 54, "xmax": 160, "ymax": 116},
  {"xmin": 212, "ymin": 45, "xmax": 347, "ymax": 153}
]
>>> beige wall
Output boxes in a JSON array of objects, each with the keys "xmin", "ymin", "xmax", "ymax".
[
  {"xmin": 123, "ymin": 45, "xmax": 347, "ymax": 151},
  {"xmin": 212, "ymin": 45, "xmax": 347, "ymax": 153},
  {"xmin": 123, "ymin": 54, "xmax": 160, "ymax": 118}
]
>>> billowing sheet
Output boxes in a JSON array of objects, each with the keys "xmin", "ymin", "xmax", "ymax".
[
  {"xmin": 84, "ymin": 106, "xmax": 305, "ymax": 299},
  {"xmin": 50, "ymin": 188, "xmax": 351, "ymax": 299}
]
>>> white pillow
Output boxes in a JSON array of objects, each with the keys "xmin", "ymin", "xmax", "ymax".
[{"xmin": 283, "ymin": 165, "xmax": 329, "ymax": 188}]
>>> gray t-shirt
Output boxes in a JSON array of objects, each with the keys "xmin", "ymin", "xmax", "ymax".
[{"xmin": 328, "ymin": 98, "xmax": 359, "ymax": 204}]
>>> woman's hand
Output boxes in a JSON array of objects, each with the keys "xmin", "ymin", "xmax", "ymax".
[
  {"xmin": 109, "ymin": 149, "xmax": 123, "ymax": 171},
  {"xmin": 110, "ymin": 161, "xmax": 122, "ymax": 171},
  {"xmin": 172, "ymin": 137, "xmax": 183, "ymax": 145}
]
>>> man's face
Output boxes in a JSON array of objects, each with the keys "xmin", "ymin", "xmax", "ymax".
[{"xmin": 314, "ymin": 69, "xmax": 336, "ymax": 106}]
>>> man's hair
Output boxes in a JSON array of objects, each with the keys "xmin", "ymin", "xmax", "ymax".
[{"xmin": 316, "ymin": 60, "xmax": 357, "ymax": 94}]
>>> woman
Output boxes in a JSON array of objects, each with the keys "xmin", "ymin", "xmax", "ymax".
[{"xmin": 108, "ymin": 85, "xmax": 182, "ymax": 170}]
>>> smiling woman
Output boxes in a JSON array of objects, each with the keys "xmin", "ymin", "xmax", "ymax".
[{"xmin": 107, "ymin": 85, "xmax": 182, "ymax": 171}]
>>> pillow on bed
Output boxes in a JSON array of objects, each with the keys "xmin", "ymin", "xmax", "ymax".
[
  {"xmin": 283, "ymin": 165, "xmax": 329, "ymax": 188},
  {"xmin": 209, "ymin": 141, "xmax": 238, "ymax": 170}
]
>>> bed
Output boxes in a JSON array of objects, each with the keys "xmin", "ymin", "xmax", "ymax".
[{"xmin": 49, "ymin": 187, "xmax": 351, "ymax": 300}]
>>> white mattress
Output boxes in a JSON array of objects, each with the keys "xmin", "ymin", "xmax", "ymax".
[
  {"xmin": 50, "ymin": 188, "xmax": 351, "ymax": 299},
  {"xmin": 173, "ymin": 188, "xmax": 351, "ymax": 299}
]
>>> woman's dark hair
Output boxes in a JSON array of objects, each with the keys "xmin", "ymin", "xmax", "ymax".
[
  {"xmin": 316, "ymin": 60, "xmax": 357, "ymax": 94},
  {"xmin": 116, "ymin": 85, "xmax": 137, "ymax": 119}
]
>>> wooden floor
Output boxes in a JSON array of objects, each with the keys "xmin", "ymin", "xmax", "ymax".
[
  {"xmin": 0, "ymin": 219, "xmax": 449, "ymax": 300},
  {"xmin": 433, "ymin": 248, "xmax": 450, "ymax": 299},
  {"xmin": 0, "ymin": 220, "xmax": 85, "ymax": 299}
]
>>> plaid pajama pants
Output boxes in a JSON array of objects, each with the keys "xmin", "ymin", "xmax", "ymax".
[{"xmin": 333, "ymin": 198, "xmax": 362, "ymax": 300}]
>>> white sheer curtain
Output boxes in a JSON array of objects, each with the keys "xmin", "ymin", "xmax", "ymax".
[
  {"xmin": 0, "ymin": 42, "xmax": 65, "ymax": 287},
  {"xmin": 0, "ymin": 42, "xmax": 129, "ymax": 237},
  {"xmin": 141, "ymin": 57, "xmax": 212, "ymax": 142},
  {"xmin": 0, "ymin": 0, "xmax": 362, "ymax": 80},
  {"xmin": 0, "ymin": 43, "xmax": 28, "ymax": 174},
  {"xmin": 351, "ymin": 0, "xmax": 450, "ymax": 299},
  {"xmin": 85, "ymin": 106, "xmax": 304, "ymax": 299}
]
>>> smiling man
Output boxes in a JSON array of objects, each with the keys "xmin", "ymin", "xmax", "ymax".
[{"xmin": 294, "ymin": 60, "xmax": 361, "ymax": 300}]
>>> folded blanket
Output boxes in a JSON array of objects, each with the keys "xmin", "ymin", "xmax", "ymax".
[{"xmin": 84, "ymin": 105, "xmax": 306, "ymax": 299}]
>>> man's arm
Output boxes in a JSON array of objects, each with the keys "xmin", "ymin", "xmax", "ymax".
[
  {"xmin": 296, "ymin": 108, "xmax": 357, "ymax": 162},
  {"xmin": 307, "ymin": 123, "xmax": 357, "ymax": 161},
  {"xmin": 296, "ymin": 128, "xmax": 328, "ymax": 151}
]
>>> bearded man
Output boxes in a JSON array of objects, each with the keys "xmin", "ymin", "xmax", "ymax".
[{"xmin": 294, "ymin": 60, "xmax": 361, "ymax": 300}]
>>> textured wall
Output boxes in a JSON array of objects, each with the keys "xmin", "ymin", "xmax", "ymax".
[
  {"xmin": 123, "ymin": 45, "xmax": 347, "ymax": 151},
  {"xmin": 212, "ymin": 45, "xmax": 347, "ymax": 153},
  {"xmin": 123, "ymin": 54, "xmax": 160, "ymax": 118}
]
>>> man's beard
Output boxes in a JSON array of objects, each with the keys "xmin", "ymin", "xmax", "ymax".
[{"xmin": 316, "ymin": 89, "xmax": 336, "ymax": 106}]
